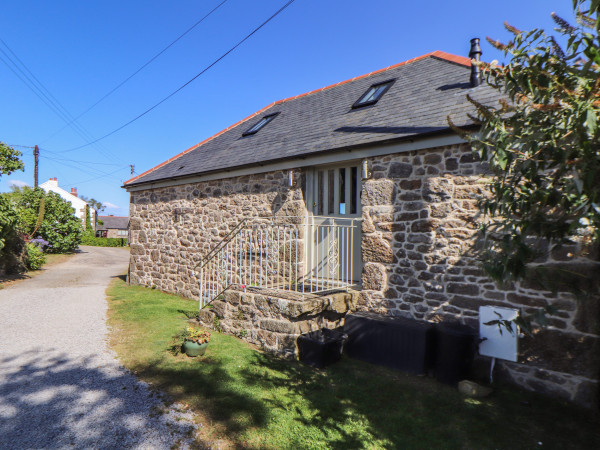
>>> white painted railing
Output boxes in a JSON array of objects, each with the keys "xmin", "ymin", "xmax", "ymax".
[{"xmin": 195, "ymin": 216, "xmax": 360, "ymax": 308}]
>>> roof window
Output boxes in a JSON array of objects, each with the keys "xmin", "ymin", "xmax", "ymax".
[
  {"xmin": 352, "ymin": 79, "xmax": 395, "ymax": 108},
  {"xmin": 242, "ymin": 112, "xmax": 279, "ymax": 136}
]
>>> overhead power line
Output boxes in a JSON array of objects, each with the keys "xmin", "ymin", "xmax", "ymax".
[
  {"xmin": 0, "ymin": 38, "xmax": 121, "ymax": 163},
  {"xmin": 58, "ymin": 0, "xmax": 297, "ymax": 153},
  {"xmin": 40, "ymin": 152, "xmax": 123, "ymax": 167},
  {"xmin": 41, "ymin": 0, "xmax": 229, "ymax": 144},
  {"xmin": 64, "ymin": 166, "xmax": 130, "ymax": 187},
  {"xmin": 41, "ymin": 154, "xmax": 128, "ymax": 185},
  {"xmin": 6, "ymin": 143, "xmax": 36, "ymax": 149},
  {"xmin": 41, "ymin": 154, "xmax": 126, "ymax": 177}
]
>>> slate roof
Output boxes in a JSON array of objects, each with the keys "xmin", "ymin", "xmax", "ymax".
[
  {"xmin": 125, "ymin": 51, "xmax": 502, "ymax": 187},
  {"xmin": 96, "ymin": 216, "xmax": 129, "ymax": 231}
]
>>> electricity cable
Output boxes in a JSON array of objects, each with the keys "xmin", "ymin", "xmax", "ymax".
[
  {"xmin": 41, "ymin": 161, "xmax": 127, "ymax": 186},
  {"xmin": 5, "ymin": 144, "xmax": 36, "ymax": 149},
  {"xmin": 39, "ymin": 151, "xmax": 123, "ymax": 166},
  {"xmin": 0, "ymin": 39, "xmax": 121, "ymax": 162},
  {"xmin": 58, "ymin": 0, "xmax": 297, "ymax": 153},
  {"xmin": 0, "ymin": 39, "xmax": 118, "ymax": 159},
  {"xmin": 40, "ymin": 0, "xmax": 229, "ymax": 144},
  {"xmin": 64, "ymin": 166, "xmax": 130, "ymax": 187},
  {"xmin": 41, "ymin": 154, "xmax": 127, "ymax": 179},
  {"xmin": 0, "ymin": 50, "xmax": 74, "ymax": 131}
]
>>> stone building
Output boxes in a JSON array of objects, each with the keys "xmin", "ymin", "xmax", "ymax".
[
  {"xmin": 96, "ymin": 215, "xmax": 129, "ymax": 239},
  {"xmin": 123, "ymin": 50, "xmax": 599, "ymax": 408}
]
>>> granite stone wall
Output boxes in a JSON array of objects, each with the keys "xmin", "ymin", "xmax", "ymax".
[
  {"xmin": 128, "ymin": 170, "xmax": 306, "ymax": 300},
  {"xmin": 127, "ymin": 142, "xmax": 599, "ymax": 407},
  {"xmin": 360, "ymin": 142, "xmax": 600, "ymax": 408},
  {"xmin": 128, "ymin": 170, "xmax": 359, "ymax": 357}
]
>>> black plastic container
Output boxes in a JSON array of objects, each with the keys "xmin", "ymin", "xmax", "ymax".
[
  {"xmin": 433, "ymin": 322, "xmax": 478, "ymax": 386},
  {"xmin": 344, "ymin": 312, "xmax": 435, "ymax": 375},
  {"xmin": 297, "ymin": 328, "xmax": 348, "ymax": 368}
]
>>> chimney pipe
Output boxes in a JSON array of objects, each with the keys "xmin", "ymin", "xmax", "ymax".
[{"xmin": 469, "ymin": 38, "xmax": 482, "ymax": 87}]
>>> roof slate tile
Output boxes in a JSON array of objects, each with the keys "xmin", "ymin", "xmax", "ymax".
[{"xmin": 125, "ymin": 53, "xmax": 502, "ymax": 187}]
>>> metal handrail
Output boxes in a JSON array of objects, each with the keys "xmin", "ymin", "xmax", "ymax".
[
  {"xmin": 196, "ymin": 216, "xmax": 361, "ymax": 309},
  {"xmin": 193, "ymin": 218, "xmax": 249, "ymax": 270}
]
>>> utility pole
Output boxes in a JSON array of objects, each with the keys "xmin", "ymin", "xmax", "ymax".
[
  {"xmin": 130, "ymin": 164, "xmax": 134, "ymax": 176},
  {"xmin": 33, "ymin": 145, "xmax": 39, "ymax": 187}
]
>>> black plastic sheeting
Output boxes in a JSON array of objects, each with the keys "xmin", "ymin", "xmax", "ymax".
[
  {"xmin": 297, "ymin": 328, "xmax": 348, "ymax": 368},
  {"xmin": 432, "ymin": 322, "xmax": 478, "ymax": 386},
  {"xmin": 343, "ymin": 312, "xmax": 435, "ymax": 375},
  {"xmin": 343, "ymin": 312, "xmax": 478, "ymax": 383}
]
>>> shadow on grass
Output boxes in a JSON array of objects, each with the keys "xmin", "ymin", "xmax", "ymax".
[
  {"xmin": 133, "ymin": 346, "xmax": 456, "ymax": 447},
  {"xmin": 239, "ymin": 352, "xmax": 448, "ymax": 448},
  {"xmin": 177, "ymin": 309, "xmax": 200, "ymax": 320},
  {"xmin": 106, "ymin": 279, "xmax": 600, "ymax": 448},
  {"xmin": 233, "ymin": 351, "xmax": 600, "ymax": 449},
  {"xmin": 130, "ymin": 355, "xmax": 270, "ymax": 439},
  {"xmin": 111, "ymin": 274, "xmax": 127, "ymax": 282}
]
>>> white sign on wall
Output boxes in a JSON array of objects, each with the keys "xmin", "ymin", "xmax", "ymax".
[{"xmin": 479, "ymin": 306, "xmax": 519, "ymax": 362}]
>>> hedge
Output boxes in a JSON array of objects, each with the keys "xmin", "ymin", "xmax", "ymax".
[{"xmin": 80, "ymin": 235, "xmax": 128, "ymax": 247}]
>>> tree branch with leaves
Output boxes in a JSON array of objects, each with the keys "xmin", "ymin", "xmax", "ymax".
[
  {"xmin": 451, "ymin": 1, "xmax": 600, "ymax": 328},
  {"xmin": 0, "ymin": 142, "xmax": 24, "ymax": 177}
]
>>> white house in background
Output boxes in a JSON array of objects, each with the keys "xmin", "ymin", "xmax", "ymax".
[{"xmin": 39, "ymin": 177, "xmax": 95, "ymax": 229}]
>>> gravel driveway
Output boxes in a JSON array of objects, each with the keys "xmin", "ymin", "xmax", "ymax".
[{"xmin": 0, "ymin": 246, "xmax": 197, "ymax": 449}]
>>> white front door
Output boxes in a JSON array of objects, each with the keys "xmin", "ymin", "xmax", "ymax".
[{"xmin": 306, "ymin": 164, "xmax": 362, "ymax": 288}]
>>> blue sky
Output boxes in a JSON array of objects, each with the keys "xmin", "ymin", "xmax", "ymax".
[{"xmin": 0, "ymin": 0, "xmax": 573, "ymax": 215}]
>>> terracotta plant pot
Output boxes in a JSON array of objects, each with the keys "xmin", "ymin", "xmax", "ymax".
[{"xmin": 182, "ymin": 340, "xmax": 209, "ymax": 357}]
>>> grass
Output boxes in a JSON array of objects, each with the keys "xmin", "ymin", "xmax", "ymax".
[
  {"xmin": 107, "ymin": 277, "xmax": 600, "ymax": 449},
  {"xmin": 0, "ymin": 253, "xmax": 75, "ymax": 288}
]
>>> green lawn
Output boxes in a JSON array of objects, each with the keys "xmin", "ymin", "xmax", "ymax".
[{"xmin": 107, "ymin": 278, "xmax": 600, "ymax": 449}]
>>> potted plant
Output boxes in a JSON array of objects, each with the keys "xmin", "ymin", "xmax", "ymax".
[{"xmin": 181, "ymin": 326, "xmax": 211, "ymax": 357}]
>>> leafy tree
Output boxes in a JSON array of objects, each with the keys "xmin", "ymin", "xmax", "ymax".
[
  {"xmin": 0, "ymin": 142, "xmax": 24, "ymax": 177},
  {"xmin": 15, "ymin": 188, "xmax": 83, "ymax": 253},
  {"xmin": 0, "ymin": 142, "xmax": 26, "ymax": 273},
  {"xmin": 85, "ymin": 204, "xmax": 93, "ymax": 232},
  {"xmin": 452, "ymin": 1, "xmax": 600, "ymax": 300},
  {"xmin": 80, "ymin": 195, "xmax": 105, "ymax": 212}
]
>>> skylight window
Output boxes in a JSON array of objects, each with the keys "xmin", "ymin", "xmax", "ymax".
[
  {"xmin": 242, "ymin": 112, "xmax": 279, "ymax": 136},
  {"xmin": 352, "ymin": 79, "xmax": 395, "ymax": 108}
]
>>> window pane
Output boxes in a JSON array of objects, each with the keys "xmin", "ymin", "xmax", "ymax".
[
  {"xmin": 328, "ymin": 169, "xmax": 335, "ymax": 214},
  {"xmin": 362, "ymin": 87, "xmax": 377, "ymax": 103},
  {"xmin": 248, "ymin": 118, "xmax": 267, "ymax": 133},
  {"xmin": 317, "ymin": 170, "xmax": 323, "ymax": 215},
  {"xmin": 354, "ymin": 81, "xmax": 393, "ymax": 107},
  {"xmin": 373, "ymin": 85, "xmax": 387, "ymax": 100},
  {"xmin": 351, "ymin": 166, "xmax": 358, "ymax": 214},
  {"xmin": 339, "ymin": 168, "xmax": 346, "ymax": 215}
]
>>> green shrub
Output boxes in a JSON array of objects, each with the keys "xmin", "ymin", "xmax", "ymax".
[
  {"xmin": 80, "ymin": 234, "xmax": 128, "ymax": 247},
  {"xmin": 14, "ymin": 188, "xmax": 83, "ymax": 253},
  {"xmin": 25, "ymin": 242, "xmax": 46, "ymax": 270},
  {"xmin": 0, "ymin": 195, "xmax": 26, "ymax": 274}
]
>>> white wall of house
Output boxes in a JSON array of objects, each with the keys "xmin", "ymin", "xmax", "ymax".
[{"xmin": 39, "ymin": 177, "xmax": 95, "ymax": 228}]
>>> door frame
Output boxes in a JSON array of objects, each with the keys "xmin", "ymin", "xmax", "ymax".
[{"xmin": 305, "ymin": 162, "xmax": 362, "ymax": 286}]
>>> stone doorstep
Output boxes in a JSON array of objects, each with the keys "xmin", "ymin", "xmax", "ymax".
[
  {"xmin": 196, "ymin": 287, "xmax": 360, "ymax": 357},
  {"xmin": 230, "ymin": 286, "xmax": 360, "ymax": 318}
]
